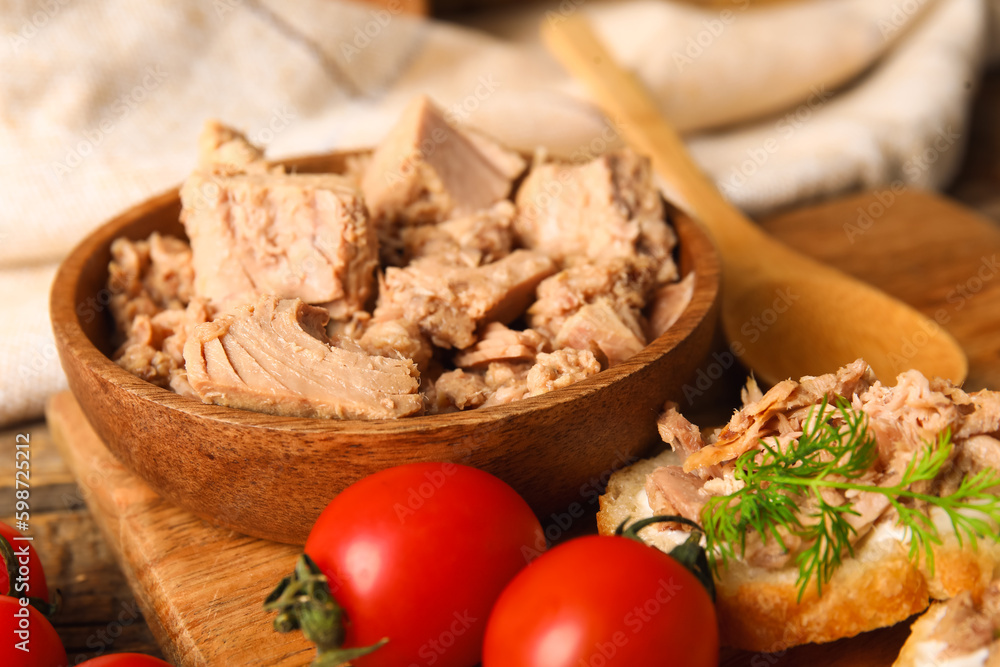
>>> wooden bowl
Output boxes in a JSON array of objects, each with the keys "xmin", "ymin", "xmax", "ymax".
[{"xmin": 51, "ymin": 151, "xmax": 721, "ymax": 545}]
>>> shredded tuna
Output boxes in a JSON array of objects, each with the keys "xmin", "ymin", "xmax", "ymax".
[
  {"xmin": 108, "ymin": 234, "xmax": 195, "ymax": 332},
  {"xmin": 181, "ymin": 170, "xmax": 378, "ymax": 317},
  {"xmin": 645, "ymin": 466, "xmax": 708, "ymax": 525},
  {"xmin": 514, "ymin": 151, "xmax": 677, "ymax": 284},
  {"xmin": 554, "ymin": 300, "xmax": 646, "ymax": 368},
  {"xmin": 453, "ymin": 322, "xmax": 548, "ymax": 369},
  {"xmin": 358, "ymin": 318, "xmax": 433, "ymax": 372},
  {"xmin": 375, "ymin": 250, "xmax": 556, "ymax": 350},
  {"xmin": 955, "ymin": 391, "xmax": 1000, "ymax": 439},
  {"xmin": 326, "ymin": 311, "xmax": 371, "ymax": 340},
  {"xmin": 115, "ymin": 298, "xmax": 212, "ymax": 391},
  {"xmin": 647, "ymin": 272, "xmax": 695, "ymax": 340},
  {"xmin": 433, "ymin": 369, "xmax": 489, "ymax": 412},
  {"xmin": 529, "ymin": 256, "xmax": 657, "ymax": 366},
  {"xmin": 647, "ymin": 360, "xmax": 1000, "ymax": 570},
  {"xmin": 482, "ymin": 361, "xmax": 534, "ymax": 406},
  {"xmin": 928, "ymin": 591, "xmax": 996, "ymax": 659},
  {"xmin": 526, "ymin": 349, "xmax": 602, "ymax": 396},
  {"xmin": 361, "ymin": 96, "xmax": 525, "ymax": 257},
  {"xmin": 982, "ymin": 582, "xmax": 1000, "ymax": 628},
  {"xmin": 183, "ymin": 296, "xmax": 422, "ymax": 420},
  {"xmin": 431, "ymin": 359, "xmax": 537, "ymax": 412},
  {"xmin": 109, "ymin": 234, "xmax": 210, "ymax": 390},
  {"xmin": 842, "ymin": 490, "xmax": 892, "ymax": 541},
  {"xmin": 159, "ymin": 300, "xmax": 211, "ymax": 365},
  {"xmin": 196, "ymin": 120, "xmax": 268, "ymax": 174},
  {"xmin": 957, "ymin": 435, "xmax": 1000, "ymax": 474},
  {"xmin": 115, "ymin": 337, "xmax": 174, "ymax": 388},
  {"xmin": 682, "ymin": 379, "xmax": 797, "ymax": 472},
  {"xmin": 657, "ymin": 403, "xmax": 707, "ymax": 458},
  {"xmin": 109, "ymin": 110, "xmax": 695, "ymax": 420},
  {"xmin": 854, "ymin": 369, "xmax": 961, "ymax": 466},
  {"xmin": 740, "ymin": 376, "xmax": 765, "ymax": 408},
  {"xmin": 399, "ymin": 201, "xmax": 515, "ymax": 268},
  {"xmin": 683, "ymin": 359, "xmax": 876, "ymax": 472}
]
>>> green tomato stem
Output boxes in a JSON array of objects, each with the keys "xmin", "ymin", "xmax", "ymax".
[{"xmin": 265, "ymin": 554, "xmax": 387, "ymax": 667}]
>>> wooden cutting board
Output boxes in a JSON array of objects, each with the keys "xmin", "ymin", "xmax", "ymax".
[{"xmin": 47, "ymin": 189, "xmax": 1000, "ymax": 666}]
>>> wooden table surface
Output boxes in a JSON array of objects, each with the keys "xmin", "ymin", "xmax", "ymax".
[{"xmin": 4, "ymin": 66, "xmax": 1000, "ymax": 664}]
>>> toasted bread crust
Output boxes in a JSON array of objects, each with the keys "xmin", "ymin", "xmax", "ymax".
[
  {"xmin": 718, "ymin": 552, "xmax": 928, "ymax": 650},
  {"xmin": 597, "ymin": 453, "xmax": 1000, "ymax": 651},
  {"xmin": 892, "ymin": 603, "xmax": 945, "ymax": 667},
  {"xmin": 596, "ymin": 446, "xmax": 670, "ymax": 537},
  {"xmin": 928, "ymin": 546, "xmax": 999, "ymax": 602}
]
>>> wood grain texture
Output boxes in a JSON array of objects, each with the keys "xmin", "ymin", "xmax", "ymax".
[
  {"xmin": 540, "ymin": 14, "xmax": 968, "ymax": 388},
  {"xmin": 45, "ymin": 189, "xmax": 1000, "ymax": 666},
  {"xmin": 0, "ymin": 423, "xmax": 163, "ymax": 662},
  {"xmin": 49, "ymin": 150, "xmax": 721, "ymax": 545},
  {"xmin": 47, "ymin": 393, "xmax": 311, "ymax": 667},
  {"xmin": 362, "ymin": 0, "xmax": 427, "ymax": 15},
  {"xmin": 760, "ymin": 188, "xmax": 1000, "ymax": 392}
]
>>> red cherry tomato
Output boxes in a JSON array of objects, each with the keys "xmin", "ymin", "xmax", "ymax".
[
  {"xmin": 483, "ymin": 535, "xmax": 718, "ymax": 667},
  {"xmin": 0, "ymin": 521, "xmax": 50, "ymax": 602},
  {"xmin": 0, "ymin": 595, "xmax": 67, "ymax": 666},
  {"xmin": 304, "ymin": 462, "xmax": 544, "ymax": 667},
  {"xmin": 77, "ymin": 654, "xmax": 173, "ymax": 666}
]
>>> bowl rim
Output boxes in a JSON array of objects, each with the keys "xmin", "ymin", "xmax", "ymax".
[{"xmin": 51, "ymin": 150, "xmax": 721, "ymax": 436}]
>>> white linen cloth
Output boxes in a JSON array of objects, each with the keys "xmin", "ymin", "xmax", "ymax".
[{"xmin": 0, "ymin": 0, "xmax": 993, "ymax": 426}]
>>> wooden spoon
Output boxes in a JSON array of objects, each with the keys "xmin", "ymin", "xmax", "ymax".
[{"xmin": 542, "ymin": 15, "xmax": 968, "ymax": 386}]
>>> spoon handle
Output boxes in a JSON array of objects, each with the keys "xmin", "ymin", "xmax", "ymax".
[
  {"xmin": 541, "ymin": 13, "xmax": 969, "ymax": 386},
  {"xmin": 540, "ymin": 14, "xmax": 759, "ymax": 251}
]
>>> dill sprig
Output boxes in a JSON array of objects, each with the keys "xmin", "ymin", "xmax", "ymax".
[{"xmin": 700, "ymin": 397, "xmax": 1000, "ymax": 601}]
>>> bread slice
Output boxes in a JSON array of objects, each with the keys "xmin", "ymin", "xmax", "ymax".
[
  {"xmin": 598, "ymin": 450, "xmax": 1000, "ymax": 651},
  {"xmin": 598, "ymin": 354, "xmax": 1000, "ymax": 653},
  {"xmin": 893, "ymin": 583, "xmax": 1000, "ymax": 667}
]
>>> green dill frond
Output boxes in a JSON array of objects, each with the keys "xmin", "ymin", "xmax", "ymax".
[
  {"xmin": 796, "ymin": 499, "xmax": 859, "ymax": 600},
  {"xmin": 698, "ymin": 398, "xmax": 1000, "ymax": 602}
]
